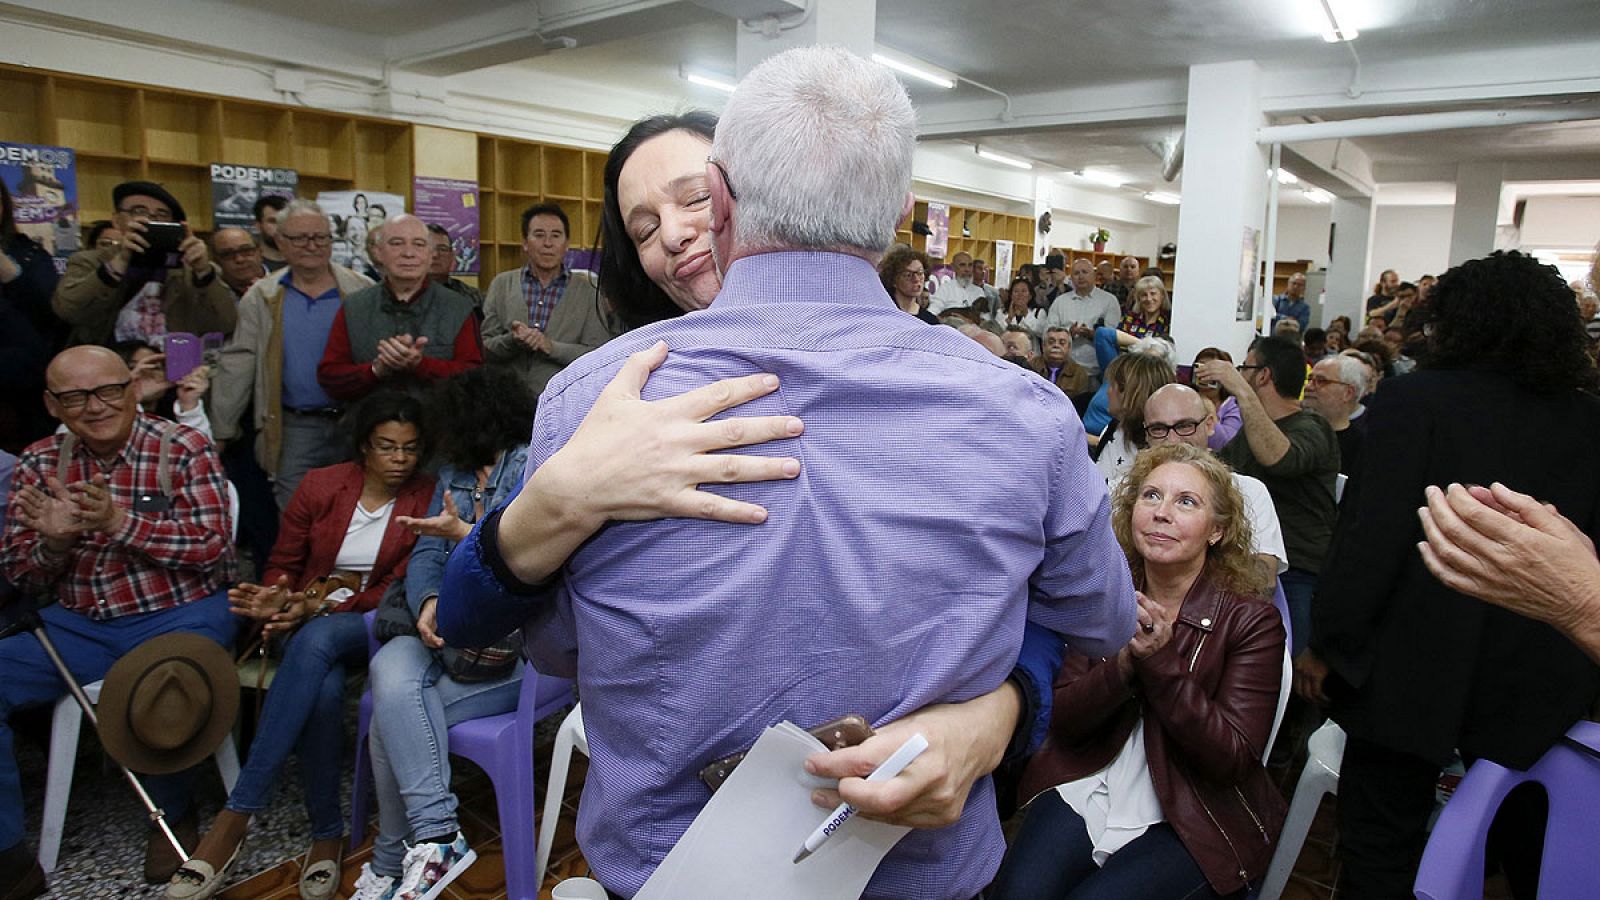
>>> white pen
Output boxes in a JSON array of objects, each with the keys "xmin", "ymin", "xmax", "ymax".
[{"xmin": 792, "ymin": 731, "xmax": 929, "ymax": 863}]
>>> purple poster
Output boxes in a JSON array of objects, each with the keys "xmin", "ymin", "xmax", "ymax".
[
  {"xmin": 0, "ymin": 143, "xmax": 79, "ymax": 275},
  {"xmin": 412, "ymin": 176, "xmax": 479, "ymax": 275},
  {"xmin": 926, "ymin": 201, "xmax": 951, "ymax": 259}
]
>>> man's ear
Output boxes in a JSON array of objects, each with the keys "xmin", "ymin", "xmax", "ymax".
[
  {"xmin": 707, "ymin": 160, "xmax": 734, "ymax": 237},
  {"xmin": 42, "ymin": 390, "xmax": 59, "ymax": 421}
]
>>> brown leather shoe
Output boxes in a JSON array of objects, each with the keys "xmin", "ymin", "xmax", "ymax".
[
  {"xmin": 145, "ymin": 813, "xmax": 200, "ymax": 884},
  {"xmin": 0, "ymin": 842, "xmax": 46, "ymax": 900}
]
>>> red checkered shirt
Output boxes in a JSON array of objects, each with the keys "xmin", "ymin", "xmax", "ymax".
[
  {"xmin": 522, "ymin": 265, "xmax": 569, "ymax": 331},
  {"xmin": 1, "ymin": 413, "xmax": 236, "ymax": 620}
]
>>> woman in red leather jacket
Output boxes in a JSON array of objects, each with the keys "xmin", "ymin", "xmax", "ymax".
[{"xmin": 992, "ymin": 443, "xmax": 1288, "ymax": 899}]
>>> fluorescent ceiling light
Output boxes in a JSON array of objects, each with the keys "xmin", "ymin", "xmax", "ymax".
[
  {"xmin": 871, "ymin": 48, "xmax": 956, "ymax": 89},
  {"xmin": 681, "ymin": 68, "xmax": 737, "ymax": 94},
  {"xmin": 976, "ymin": 146, "xmax": 1033, "ymax": 169},
  {"xmin": 1144, "ymin": 191, "xmax": 1182, "ymax": 205},
  {"xmin": 1074, "ymin": 169, "xmax": 1125, "ymax": 188},
  {"xmin": 1303, "ymin": 187, "xmax": 1334, "ymax": 204},
  {"xmin": 1273, "ymin": 168, "xmax": 1300, "ymax": 185},
  {"xmin": 1318, "ymin": 0, "xmax": 1358, "ymax": 42}
]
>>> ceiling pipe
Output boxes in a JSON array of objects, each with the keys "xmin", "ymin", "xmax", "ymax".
[
  {"xmin": 1160, "ymin": 131, "xmax": 1185, "ymax": 182},
  {"xmin": 1257, "ymin": 107, "xmax": 1598, "ymax": 144}
]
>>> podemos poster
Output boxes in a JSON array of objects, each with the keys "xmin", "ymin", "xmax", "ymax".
[
  {"xmin": 412, "ymin": 176, "xmax": 479, "ymax": 275},
  {"xmin": 210, "ymin": 163, "xmax": 298, "ymax": 232},
  {"xmin": 926, "ymin": 201, "xmax": 950, "ymax": 259},
  {"xmin": 0, "ymin": 142, "xmax": 78, "ymax": 275}
]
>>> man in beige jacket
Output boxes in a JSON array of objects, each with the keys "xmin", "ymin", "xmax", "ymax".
[
  {"xmin": 209, "ymin": 200, "xmax": 372, "ymax": 508},
  {"xmin": 481, "ymin": 202, "xmax": 616, "ymax": 397}
]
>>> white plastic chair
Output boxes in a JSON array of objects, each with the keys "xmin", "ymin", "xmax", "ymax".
[
  {"xmin": 1334, "ymin": 473, "xmax": 1348, "ymax": 505},
  {"xmin": 38, "ymin": 680, "xmax": 241, "ymax": 873},
  {"xmin": 1264, "ymin": 648, "xmax": 1293, "ymax": 765},
  {"xmin": 534, "ymin": 704, "xmax": 588, "ymax": 891},
  {"xmin": 1257, "ymin": 719, "xmax": 1347, "ymax": 900}
]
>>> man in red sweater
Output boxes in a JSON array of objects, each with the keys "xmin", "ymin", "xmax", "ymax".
[{"xmin": 317, "ymin": 214, "xmax": 481, "ymax": 401}]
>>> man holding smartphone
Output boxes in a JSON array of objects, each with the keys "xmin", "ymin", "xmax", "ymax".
[{"xmin": 52, "ymin": 181, "xmax": 236, "ymax": 347}]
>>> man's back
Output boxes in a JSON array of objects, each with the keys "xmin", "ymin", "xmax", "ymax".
[{"xmin": 526, "ymin": 252, "xmax": 1131, "ymax": 899}]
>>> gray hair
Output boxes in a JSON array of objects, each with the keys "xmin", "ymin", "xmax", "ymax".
[
  {"xmin": 711, "ymin": 46, "xmax": 916, "ymax": 255},
  {"xmin": 278, "ymin": 198, "xmax": 328, "ymax": 228},
  {"xmin": 1330, "ymin": 353, "xmax": 1370, "ymax": 399},
  {"xmin": 1130, "ymin": 335, "xmax": 1178, "ymax": 368}
]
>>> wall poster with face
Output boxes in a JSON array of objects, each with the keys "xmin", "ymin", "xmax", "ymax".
[
  {"xmin": 316, "ymin": 190, "xmax": 406, "ymax": 272},
  {"xmin": 0, "ymin": 142, "xmax": 78, "ymax": 274}
]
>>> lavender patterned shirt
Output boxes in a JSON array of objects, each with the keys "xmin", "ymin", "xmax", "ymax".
[{"xmin": 520, "ymin": 251, "xmax": 1135, "ymax": 899}]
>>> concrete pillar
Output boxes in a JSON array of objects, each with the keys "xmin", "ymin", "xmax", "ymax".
[
  {"xmin": 734, "ymin": 0, "xmax": 876, "ymax": 75},
  {"xmin": 1448, "ymin": 162, "xmax": 1505, "ymax": 266},
  {"xmin": 1169, "ymin": 61, "xmax": 1269, "ymax": 364},
  {"xmin": 1326, "ymin": 196, "xmax": 1375, "ymax": 329}
]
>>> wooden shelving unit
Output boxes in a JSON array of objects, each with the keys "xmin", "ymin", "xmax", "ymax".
[
  {"xmin": 896, "ymin": 200, "xmax": 1036, "ymax": 274},
  {"xmin": 476, "ymin": 135, "xmax": 609, "ymax": 284}
]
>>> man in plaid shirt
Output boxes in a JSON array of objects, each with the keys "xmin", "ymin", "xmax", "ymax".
[{"xmin": 0, "ymin": 346, "xmax": 237, "ymax": 896}]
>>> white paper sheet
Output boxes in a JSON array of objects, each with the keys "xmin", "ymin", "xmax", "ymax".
[{"xmin": 634, "ymin": 722, "xmax": 911, "ymax": 900}]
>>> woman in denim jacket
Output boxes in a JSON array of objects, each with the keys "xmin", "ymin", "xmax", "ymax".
[{"xmin": 352, "ymin": 367, "xmax": 540, "ymax": 900}]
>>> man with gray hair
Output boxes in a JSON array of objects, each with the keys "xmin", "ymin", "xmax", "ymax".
[
  {"xmin": 440, "ymin": 46, "xmax": 1134, "ymax": 900},
  {"xmin": 928, "ymin": 250, "xmax": 985, "ymax": 314},
  {"xmin": 210, "ymin": 199, "xmax": 373, "ymax": 506},
  {"xmin": 1302, "ymin": 353, "xmax": 1369, "ymax": 476}
]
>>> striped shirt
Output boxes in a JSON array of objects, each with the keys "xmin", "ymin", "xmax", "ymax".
[{"xmin": 1, "ymin": 413, "xmax": 235, "ymax": 619}]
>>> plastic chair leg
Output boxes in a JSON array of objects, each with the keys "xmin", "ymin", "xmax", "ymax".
[
  {"xmin": 38, "ymin": 695, "xmax": 84, "ymax": 874},
  {"xmin": 491, "ymin": 743, "xmax": 540, "ymax": 900},
  {"xmin": 534, "ymin": 708, "xmax": 584, "ymax": 891},
  {"xmin": 1258, "ymin": 732, "xmax": 1342, "ymax": 900}
]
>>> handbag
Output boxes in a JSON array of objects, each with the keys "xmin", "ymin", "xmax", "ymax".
[{"xmin": 374, "ymin": 578, "xmax": 522, "ymax": 683}]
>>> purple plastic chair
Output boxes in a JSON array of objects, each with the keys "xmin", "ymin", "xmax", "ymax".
[
  {"xmin": 1414, "ymin": 720, "xmax": 1600, "ymax": 900},
  {"xmin": 349, "ymin": 627, "xmax": 574, "ymax": 900}
]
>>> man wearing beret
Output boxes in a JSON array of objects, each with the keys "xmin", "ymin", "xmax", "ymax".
[{"xmin": 52, "ymin": 181, "xmax": 236, "ymax": 347}]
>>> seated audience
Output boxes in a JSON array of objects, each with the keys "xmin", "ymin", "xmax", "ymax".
[
  {"xmin": 1, "ymin": 346, "xmax": 236, "ymax": 892},
  {"xmin": 1323, "ymin": 328, "xmax": 1346, "ymax": 353},
  {"xmin": 1300, "ymin": 354, "xmax": 1368, "ymax": 477},
  {"xmin": 1303, "ymin": 251, "xmax": 1600, "ymax": 899},
  {"xmin": 878, "ymin": 245, "xmax": 938, "ymax": 324},
  {"xmin": 354, "ymin": 368, "xmax": 537, "ymax": 900},
  {"xmin": 1090, "ymin": 346, "xmax": 1176, "ymax": 485},
  {"xmin": 1093, "ymin": 275, "xmax": 1171, "ymax": 375},
  {"xmin": 1040, "ymin": 325, "xmax": 1092, "ymax": 406},
  {"xmin": 1196, "ymin": 336, "xmax": 1338, "ymax": 659},
  {"xmin": 958, "ymin": 322, "xmax": 1007, "ymax": 357},
  {"xmin": 1045, "ymin": 258, "xmax": 1123, "ymax": 383},
  {"xmin": 111, "ymin": 339, "xmax": 212, "ymax": 441},
  {"xmin": 425, "ymin": 223, "xmax": 483, "ymax": 310},
  {"xmin": 993, "ymin": 443, "xmax": 1286, "ymax": 900},
  {"xmin": 1341, "ymin": 348, "xmax": 1383, "ymax": 409},
  {"xmin": 990, "ymin": 277, "xmax": 1044, "ymax": 335},
  {"xmin": 929, "ymin": 251, "xmax": 986, "ymax": 314},
  {"xmin": 317, "ymin": 215, "xmax": 481, "ymax": 402},
  {"xmin": 211, "ymin": 200, "xmax": 373, "ymax": 509},
  {"xmin": 52, "ymin": 180, "xmax": 236, "ymax": 346},
  {"xmin": 1382, "ymin": 326, "xmax": 1416, "ymax": 374},
  {"xmin": 480, "ymin": 203, "xmax": 614, "ymax": 398},
  {"xmin": 1272, "ymin": 318, "xmax": 1301, "ymax": 341},
  {"xmin": 1192, "ymin": 347, "xmax": 1242, "ymax": 451},
  {"xmin": 1302, "ymin": 327, "xmax": 1327, "ymax": 363},
  {"xmin": 169, "ymin": 393, "xmax": 434, "ymax": 900},
  {"xmin": 1001, "ymin": 325, "xmax": 1038, "ymax": 368}
]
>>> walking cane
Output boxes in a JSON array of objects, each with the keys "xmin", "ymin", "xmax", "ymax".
[{"xmin": 0, "ymin": 606, "xmax": 190, "ymax": 861}]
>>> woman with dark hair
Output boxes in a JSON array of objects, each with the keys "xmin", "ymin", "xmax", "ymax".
[
  {"xmin": 0, "ymin": 179, "xmax": 66, "ymax": 450},
  {"xmin": 1191, "ymin": 347, "xmax": 1241, "ymax": 450},
  {"xmin": 443, "ymin": 110, "xmax": 1065, "ymax": 855},
  {"xmin": 169, "ymin": 392, "xmax": 435, "ymax": 900},
  {"xmin": 992, "ymin": 443, "xmax": 1285, "ymax": 900},
  {"xmin": 878, "ymin": 245, "xmax": 937, "ymax": 323},
  {"xmin": 1300, "ymin": 251, "xmax": 1600, "ymax": 898},
  {"xmin": 993, "ymin": 276, "xmax": 1045, "ymax": 335},
  {"xmin": 349, "ymin": 368, "xmax": 540, "ymax": 899}
]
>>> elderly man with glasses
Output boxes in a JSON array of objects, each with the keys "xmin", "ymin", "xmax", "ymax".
[
  {"xmin": 52, "ymin": 180, "xmax": 236, "ymax": 346},
  {"xmin": 210, "ymin": 227, "xmax": 266, "ymax": 301},
  {"xmin": 1301, "ymin": 354, "xmax": 1369, "ymax": 477},
  {"xmin": 0, "ymin": 345, "xmax": 237, "ymax": 896},
  {"xmin": 210, "ymin": 199, "xmax": 373, "ymax": 508}
]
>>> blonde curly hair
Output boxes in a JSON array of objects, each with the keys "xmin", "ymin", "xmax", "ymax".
[{"xmin": 1110, "ymin": 443, "xmax": 1272, "ymax": 597}]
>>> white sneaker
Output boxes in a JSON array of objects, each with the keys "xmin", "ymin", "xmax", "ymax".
[
  {"xmin": 394, "ymin": 832, "xmax": 476, "ymax": 900},
  {"xmin": 349, "ymin": 862, "xmax": 397, "ymax": 900}
]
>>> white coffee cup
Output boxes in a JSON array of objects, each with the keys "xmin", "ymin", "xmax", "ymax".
[{"xmin": 551, "ymin": 876, "xmax": 610, "ymax": 900}]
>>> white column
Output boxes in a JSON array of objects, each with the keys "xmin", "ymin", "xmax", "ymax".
[
  {"xmin": 1327, "ymin": 196, "xmax": 1375, "ymax": 329},
  {"xmin": 1448, "ymin": 162, "xmax": 1505, "ymax": 266},
  {"xmin": 1170, "ymin": 61, "xmax": 1269, "ymax": 364},
  {"xmin": 734, "ymin": 0, "xmax": 876, "ymax": 75}
]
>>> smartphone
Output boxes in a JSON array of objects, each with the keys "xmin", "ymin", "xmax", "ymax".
[{"xmin": 130, "ymin": 221, "xmax": 186, "ymax": 269}]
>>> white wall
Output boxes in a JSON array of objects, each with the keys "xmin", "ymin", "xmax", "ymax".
[
  {"xmin": 1519, "ymin": 196, "xmax": 1600, "ymax": 249},
  {"xmin": 1274, "ymin": 205, "xmax": 1332, "ymax": 269},
  {"xmin": 1368, "ymin": 205, "xmax": 1454, "ymax": 286}
]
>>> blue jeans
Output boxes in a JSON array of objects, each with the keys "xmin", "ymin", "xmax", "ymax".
[
  {"xmin": 1280, "ymin": 567, "xmax": 1318, "ymax": 658},
  {"xmin": 990, "ymin": 791, "xmax": 1230, "ymax": 900},
  {"xmin": 366, "ymin": 637, "xmax": 521, "ymax": 876},
  {"xmin": 0, "ymin": 590, "xmax": 236, "ymax": 849},
  {"xmin": 226, "ymin": 611, "xmax": 368, "ymax": 839}
]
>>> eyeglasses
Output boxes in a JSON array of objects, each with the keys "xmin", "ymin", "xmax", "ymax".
[
  {"xmin": 899, "ymin": 269, "xmax": 926, "ymax": 280},
  {"xmin": 368, "ymin": 441, "xmax": 421, "ymax": 458},
  {"xmin": 216, "ymin": 245, "xmax": 260, "ymax": 261},
  {"xmin": 48, "ymin": 380, "xmax": 131, "ymax": 411},
  {"xmin": 1145, "ymin": 419, "xmax": 1204, "ymax": 440},
  {"xmin": 1306, "ymin": 375, "xmax": 1349, "ymax": 389},
  {"xmin": 118, "ymin": 205, "xmax": 174, "ymax": 222},
  {"xmin": 1236, "ymin": 364, "xmax": 1264, "ymax": 374},
  {"xmin": 706, "ymin": 156, "xmax": 739, "ymax": 202},
  {"xmin": 280, "ymin": 232, "xmax": 333, "ymax": 247}
]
